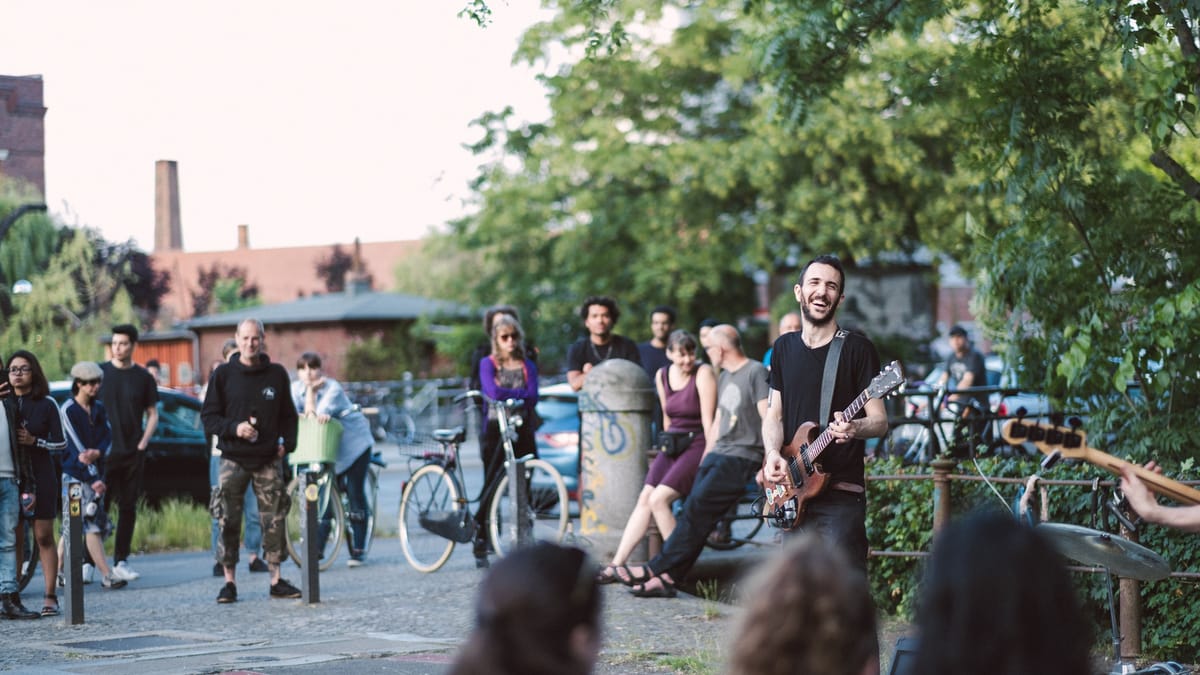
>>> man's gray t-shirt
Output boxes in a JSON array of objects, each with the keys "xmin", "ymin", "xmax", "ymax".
[{"xmin": 712, "ymin": 360, "xmax": 769, "ymax": 462}]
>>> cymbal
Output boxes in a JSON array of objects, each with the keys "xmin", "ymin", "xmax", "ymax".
[{"xmin": 1038, "ymin": 522, "xmax": 1170, "ymax": 581}]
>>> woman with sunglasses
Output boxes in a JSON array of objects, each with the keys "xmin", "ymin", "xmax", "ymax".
[
  {"xmin": 8, "ymin": 350, "xmax": 67, "ymax": 616},
  {"xmin": 473, "ymin": 314, "xmax": 539, "ymax": 568}
]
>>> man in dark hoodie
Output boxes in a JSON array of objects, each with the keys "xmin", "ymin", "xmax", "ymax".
[{"xmin": 202, "ymin": 318, "xmax": 300, "ymax": 604}]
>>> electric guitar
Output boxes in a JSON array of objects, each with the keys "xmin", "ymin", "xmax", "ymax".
[
  {"xmin": 763, "ymin": 361, "xmax": 905, "ymax": 530},
  {"xmin": 1001, "ymin": 419, "xmax": 1200, "ymax": 505}
]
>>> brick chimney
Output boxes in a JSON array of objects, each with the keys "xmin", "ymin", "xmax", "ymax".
[
  {"xmin": 346, "ymin": 237, "xmax": 372, "ymax": 295},
  {"xmin": 237, "ymin": 224, "xmax": 250, "ymax": 249},
  {"xmin": 154, "ymin": 160, "xmax": 183, "ymax": 251}
]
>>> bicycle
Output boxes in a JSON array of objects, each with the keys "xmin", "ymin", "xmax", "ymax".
[
  {"xmin": 881, "ymin": 384, "xmax": 994, "ymax": 464},
  {"xmin": 284, "ymin": 449, "xmax": 385, "ymax": 571},
  {"xmin": 397, "ymin": 391, "xmax": 569, "ymax": 573}
]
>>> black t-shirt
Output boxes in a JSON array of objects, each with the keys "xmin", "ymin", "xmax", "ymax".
[
  {"xmin": 945, "ymin": 349, "xmax": 988, "ymax": 409},
  {"xmin": 566, "ymin": 335, "xmax": 642, "ymax": 372},
  {"xmin": 100, "ymin": 362, "xmax": 159, "ymax": 460},
  {"xmin": 768, "ymin": 330, "xmax": 881, "ymax": 486}
]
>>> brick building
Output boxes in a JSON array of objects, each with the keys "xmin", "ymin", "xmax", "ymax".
[{"xmin": 0, "ymin": 74, "xmax": 46, "ymax": 196}]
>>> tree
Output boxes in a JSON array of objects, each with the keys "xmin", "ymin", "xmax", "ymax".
[
  {"xmin": 191, "ymin": 264, "xmax": 260, "ymax": 316},
  {"xmin": 315, "ymin": 244, "xmax": 354, "ymax": 293}
]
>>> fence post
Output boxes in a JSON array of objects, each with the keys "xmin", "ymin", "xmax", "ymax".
[
  {"xmin": 1118, "ymin": 525, "xmax": 1143, "ymax": 660},
  {"xmin": 930, "ymin": 458, "xmax": 956, "ymax": 533}
]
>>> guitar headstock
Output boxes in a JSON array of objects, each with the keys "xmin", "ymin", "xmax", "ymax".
[
  {"xmin": 1000, "ymin": 418, "xmax": 1090, "ymax": 460},
  {"xmin": 868, "ymin": 360, "xmax": 905, "ymax": 400}
]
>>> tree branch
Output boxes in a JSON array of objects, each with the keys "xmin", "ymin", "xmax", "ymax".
[{"xmin": 1150, "ymin": 147, "xmax": 1200, "ymax": 202}]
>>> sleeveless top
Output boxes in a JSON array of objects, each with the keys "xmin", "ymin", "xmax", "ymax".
[{"xmin": 659, "ymin": 367, "xmax": 703, "ymax": 433}]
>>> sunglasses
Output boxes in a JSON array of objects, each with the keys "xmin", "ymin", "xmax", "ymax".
[
  {"xmin": 77, "ymin": 378, "xmax": 101, "ymax": 386},
  {"xmin": 496, "ymin": 334, "xmax": 518, "ymax": 341}
]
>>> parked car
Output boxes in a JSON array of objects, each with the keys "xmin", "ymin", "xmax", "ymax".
[
  {"xmin": 534, "ymin": 382, "xmax": 580, "ymax": 500},
  {"xmin": 51, "ymin": 384, "xmax": 211, "ymax": 506}
]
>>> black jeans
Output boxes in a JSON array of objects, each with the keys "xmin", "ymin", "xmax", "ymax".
[
  {"xmin": 105, "ymin": 453, "xmax": 145, "ymax": 564},
  {"xmin": 648, "ymin": 454, "xmax": 760, "ymax": 580},
  {"xmin": 788, "ymin": 488, "xmax": 868, "ymax": 571}
]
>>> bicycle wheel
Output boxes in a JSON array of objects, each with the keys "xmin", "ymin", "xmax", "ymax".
[
  {"xmin": 346, "ymin": 464, "xmax": 379, "ymax": 557},
  {"xmin": 488, "ymin": 458, "xmax": 569, "ymax": 557},
  {"xmin": 285, "ymin": 472, "xmax": 344, "ymax": 571},
  {"xmin": 705, "ymin": 495, "xmax": 765, "ymax": 551},
  {"xmin": 398, "ymin": 463, "xmax": 460, "ymax": 573},
  {"xmin": 17, "ymin": 519, "xmax": 37, "ymax": 592}
]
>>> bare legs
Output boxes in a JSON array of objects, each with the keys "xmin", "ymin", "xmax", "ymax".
[{"xmin": 608, "ymin": 484, "xmax": 681, "ymax": 569}]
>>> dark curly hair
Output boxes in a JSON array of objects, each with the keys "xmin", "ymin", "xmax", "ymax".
[{"xmin": 578, "ymin": 295, "xmax": 620, "ymax": 324}]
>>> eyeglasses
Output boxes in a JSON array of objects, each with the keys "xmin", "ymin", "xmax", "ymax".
[
  {"xmin": 77, "ymin": 378, "xmax": 101, "ymax": 386},
  {"xmin": 496, "ymin": 334, "xmax": 518, "ymax": 341},
  {"xmin": 8, "ymin": 366, "xmax": 32, "ymax": 374}
]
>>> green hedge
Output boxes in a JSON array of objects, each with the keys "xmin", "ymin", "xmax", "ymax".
[{"xmin": 866, "ymin": 455, "xmax": 1200, "ymax": 662}]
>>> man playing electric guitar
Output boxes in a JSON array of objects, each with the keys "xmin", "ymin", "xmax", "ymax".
[{"xmin": 762, "ymin": 255, "xmax": 889, "ymax": 570}]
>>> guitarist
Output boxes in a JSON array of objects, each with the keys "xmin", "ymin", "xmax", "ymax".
[
  {"xmin": 1120, "ymin": 462, "xmax": 1200, "ymax": 533},
  {"xmin": 762, "ymin": 255, "xmax": 889, "ymax": 570}
]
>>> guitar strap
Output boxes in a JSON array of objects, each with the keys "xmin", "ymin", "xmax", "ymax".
[{"xmin": 820, "ymin": 329, "xmax": 849, "ymax": 425}]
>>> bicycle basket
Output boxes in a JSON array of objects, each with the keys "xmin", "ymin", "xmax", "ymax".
[{"xmin": 290, "ymin": 417, "xmax": 343, "ymax": 465}]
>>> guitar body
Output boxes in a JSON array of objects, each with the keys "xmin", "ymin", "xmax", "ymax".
[{"xmin": 763, "ymin": 422, "xmax": 829, "ymax": 531}]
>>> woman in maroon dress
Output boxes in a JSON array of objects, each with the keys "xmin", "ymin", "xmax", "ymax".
[{"xmin": 595, "ymin": 330, "xmax": 715, "ymax": 585}]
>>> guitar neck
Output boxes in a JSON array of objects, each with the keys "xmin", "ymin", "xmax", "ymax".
[
  {"xmin": 799, "ymin": 390, "xmax": 870, "ymax": 465},
  {"xmin": 1083, "ymin": 447, "xmax": 1200, "ymax": 506}
]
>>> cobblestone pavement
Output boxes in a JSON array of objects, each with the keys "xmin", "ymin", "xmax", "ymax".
[{"xmin": 2, "ymin": 537, "xmax": 760, "ymax": 674}]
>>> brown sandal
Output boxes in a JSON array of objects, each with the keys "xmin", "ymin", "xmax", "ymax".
[{"xmin": 596, "ymin": 564, "xmax": 650, "ymax": 587}]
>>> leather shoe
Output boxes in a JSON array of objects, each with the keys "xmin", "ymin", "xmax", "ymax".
[{"xmin": 2, "ymin": 593, "xmax": 41, "ymax": 620}]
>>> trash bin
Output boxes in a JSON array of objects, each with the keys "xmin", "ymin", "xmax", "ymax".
[{"xmin": 578, "ymin": 359, "xmax": 655, "ymax": 560}]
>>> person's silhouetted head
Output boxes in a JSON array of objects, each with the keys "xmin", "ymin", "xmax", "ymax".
[
  {"xmin": 729, "ymin": 534, "xmax": 879, "ymax": 675},
  {"xmin": 450, "ymin": 543, "xmax": 602, "ymax": 675},
  {"xmin": 913, "ymin": 511, "xmax": 1091, "ymax": 675}
]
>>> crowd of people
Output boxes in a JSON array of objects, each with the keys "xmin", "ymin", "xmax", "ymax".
[{"xmin": 7, "ymin": 253, "xmax": 1199, "ymax": 675}]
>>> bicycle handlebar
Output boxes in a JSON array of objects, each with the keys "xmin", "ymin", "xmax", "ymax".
[{"xmin": 453, "ymin": 390, "xmax": 525, "ymax": 410}]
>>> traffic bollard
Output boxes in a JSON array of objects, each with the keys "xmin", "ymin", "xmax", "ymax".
[
  {"xmin": 61, "ymin": 480, "xmax": 84, "ymax": 624},
  {"xmin": 300, "ymin": 468, "xmax": 320, "ymax": 603}
]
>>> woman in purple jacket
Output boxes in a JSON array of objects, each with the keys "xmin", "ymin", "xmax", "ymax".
[{"xmin": 473, "ymin": 314, "xmax": 538, "ymax": 567}]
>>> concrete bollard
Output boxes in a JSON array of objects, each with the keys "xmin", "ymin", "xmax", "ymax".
[{"xmin": 578, "ymin": 359, "xmax": 655, "ymax": 560}]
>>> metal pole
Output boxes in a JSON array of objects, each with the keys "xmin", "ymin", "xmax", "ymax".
[
  {"xmin": 930, "ymin": 458, "xmax": 956, "ymax": 533},
  {"xmin": 300, "ymin": 468, "xmax": 320, "ymax": 603},
  {"xmin": 61, "ymin": 481, "xmax": 84, "ymax": 624}
]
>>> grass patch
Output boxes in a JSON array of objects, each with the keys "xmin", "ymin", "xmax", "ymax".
[
  {"xmin": 655, "ymin": 653, "xmax": 719, "ymax": 674},
  {"xmin": 96, "ymin": 498, "xmax": 211, "ymax": 555}
]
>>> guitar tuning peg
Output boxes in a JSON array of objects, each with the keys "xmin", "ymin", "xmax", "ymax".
[
  {"xmin": 1014, "ymin": 407, "xmax": 1028, "ymax": 419},
  {"xmin": 1049, "ymin": 412, "xmax": 1065, "ymax": 427},
  {"xmin": 1068, "ymin": 416, "xmax": 1083, "ymax": 430}
]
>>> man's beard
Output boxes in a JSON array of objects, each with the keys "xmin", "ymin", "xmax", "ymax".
[{"xmin": 801, "ymin": 296, "xmax": 839, "ymax": 327}]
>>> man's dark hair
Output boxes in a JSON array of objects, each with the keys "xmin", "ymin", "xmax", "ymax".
[
  {"xmin": 798, "ymin": 254, "xmax": 846, "ymax": 294},
  {"xmin": 112, "ymin": 323, "xmax": 139, "ymax": 343},
  {"xmin": 579, "ymin": 296, "xmax": 620, "ymax": 324},
  {"xmin": 651, "ymin": 305, "xmax": 677, "ymax": 324},
  {"xmin": 146, "ymin": 359, "xmax": 161, "ymax": 369},
  {"xmin": 698, "ymin": 317, "xmax": 720, "ymax": 329}
]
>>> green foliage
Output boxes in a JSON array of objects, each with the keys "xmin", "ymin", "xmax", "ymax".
[{"xmin": 867, "ymin": 456, "xmax": 1200, "ymax": 662}]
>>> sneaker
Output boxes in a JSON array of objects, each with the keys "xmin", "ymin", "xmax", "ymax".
[
  {"xmin": 217, "ymin": 582, "xmax": 237, "ymax": 604},
  {"xmin": 212, "ymin": 562, "xmax": 224, "ymax": 577},
  {"xmin": 101, "ymin": 574, "xmax": 128, "ymax": 590},
  {"xmin": 112, "ymin": 561, "xmax": 140, "ymax": 581},
  {"xmin": 347, "ymin": 557, "xmax": 365, "ymax": 568},
  {"xmin": 81, "ymin": 563, "xmax": 95, "ymax": 585},
  {"xmin": 248, "ymin": 557, "xmax": 269, "ymax": 573},
  {"xmin": 269, "ymin": 578, "xmax": 301, "ymax": 599}
]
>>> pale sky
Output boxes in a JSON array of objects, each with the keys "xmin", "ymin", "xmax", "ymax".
[{"xmin": 4, "ymin": 2, "xmax": 551, "ymax": 252}]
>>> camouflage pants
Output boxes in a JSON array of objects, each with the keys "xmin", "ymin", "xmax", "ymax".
[{"xmin": 210, "ymin": 458, "xmax": 289, "ymax": 567}]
